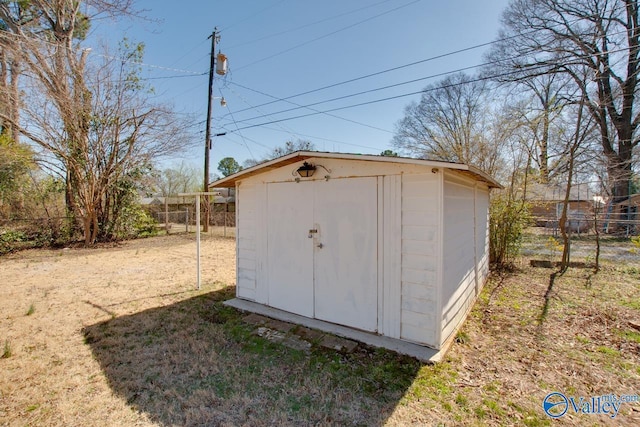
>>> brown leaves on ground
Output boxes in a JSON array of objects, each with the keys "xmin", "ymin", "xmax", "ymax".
[
  {"xmin": 418, "ymin": 262, "xmax": 640, "ymax": 426},
  {"xmin": 0, "ymin": 234, "xmax": 638, "ymax": 426}
]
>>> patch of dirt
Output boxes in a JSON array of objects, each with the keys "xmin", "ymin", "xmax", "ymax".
[{"xmin": 0, "ymin": 234, "xmax": 235, "ymax": 426}]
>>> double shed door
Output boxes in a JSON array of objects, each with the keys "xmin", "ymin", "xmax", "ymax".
[{"xmin": 266, "ymin": 177, "xmax": 378, "ymax": 332}]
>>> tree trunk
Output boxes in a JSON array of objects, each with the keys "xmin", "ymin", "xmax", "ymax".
[
  {"xmin": 9, "ymin": 59, "xmax": 20, "ymax": 143},
  {"xmin": 539, "ymin": 106, "xmax": 551, "ymax": 183}
]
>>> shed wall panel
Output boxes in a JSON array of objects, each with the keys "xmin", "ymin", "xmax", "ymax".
[
  {"xmin": 440, "ymin": 271, "xmax": 476, "ymax": 339},
  {"xmin": 381, "ymin": 175, "xmax": 402, "ymax": 338},
  {"xmin": 400, "ymin": 173, "xmax": 440, "ymax": 347},
  {"xmin": 475, "ymin": 187, "xmax": 491, "ymax": 287},
  {"xmin": 401, "ymin": 324, "xmax": 437, "ymax": 345},
  {"xmin": 402, "ymin": 296, "xmax": 437, "ymax": 314},
  {"xmin": 441, "ymin": 173, "xmax": 490, "ymax": 346},
  {"xmin": 236, "ymin": 183, "xmax": 257, "ymax": 301}
]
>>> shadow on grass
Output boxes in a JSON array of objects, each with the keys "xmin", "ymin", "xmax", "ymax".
[{"xmin": 83, "ymin": 286, "xmax": 421, "ymax": 426}]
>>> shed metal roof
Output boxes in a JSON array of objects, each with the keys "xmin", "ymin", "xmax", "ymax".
[{"xmin": 210, "ymin": 151, "xmax": 502, "ymax": 189}]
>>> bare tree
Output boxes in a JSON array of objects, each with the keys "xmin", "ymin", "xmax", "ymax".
[
  {"xmin": 268, "ymin": 139, "xmax": 315, "ymax": 158},
  {"xmin": 155, "ymin": 162, "xmax": 201, "ymax": 197},
  {"xmin": 0, "ymin": 49, "xmax": 20, "ymax": 143},
  {"xmin": 555, "ymin": 96, "xmax": 596, "ymax": 270},
  {"xmin": 0, "ymin": 2, "xmax": 192, "ymax": 244},
  {"xmin": 489, "ymin": 0, "xmax": 640, "ymax": 202},
  {"xmin": 502, "ymin": 74, "xmax": 572, "ymax": 183},
  {"xmin": 243, "ymin": 139, "xmax": 316, "ymax": 168},
  {"xmin": 392, "ymin": 73, "xmax": 507, "ymax": 176}
]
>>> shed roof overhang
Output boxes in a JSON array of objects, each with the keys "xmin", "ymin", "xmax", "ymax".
[{"xmin": 210, "ymin": 151, "xmax": 503, "ymax": 189}]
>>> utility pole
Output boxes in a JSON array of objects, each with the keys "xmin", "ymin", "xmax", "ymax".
[{"xmin": 203, "ymin": 28, "xmax": 219, "ymax": 233}]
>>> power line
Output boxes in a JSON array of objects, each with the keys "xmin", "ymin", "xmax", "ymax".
[
  {"xmin": 141, "ymin": 72, "xmax": 207, "ymax": 81},
  {"xmin": 217, "ymin": 85, "xmax": 360, "ymax": 157},
  {"xmin": 226, "ymin": 62, "xmax": 488, "ymax": 125},
  {"xmin": 224, "ymin": 47, "xmax": 634, "ymax": 134},
  {"xmin": 223, "ymin": 36, "xmax": 636, "ymax": 130},
  {"xmin": 166, "ymin": 37, "xmax": 210, "ymax": 69},
  {"xmin": 219, "ymin": 0, "xmax": 289, "ymax": 33},
  {"xmin": 253, "ymin": 124, "xmax": 384, "ymax": 152},
  {"xmin": 227, "ymin": 81, "xmax": 393, "ymax": 134},
  {"xmin": 225, "ymin": 40, "xmax": 507, "ymax": 116},
  {"xmin": 225, "ymin": 84, "xmax": 302, "ymax": 142},
  {"xmin": 217, "ymin": 87, "xmax": 258, "ymax": 162},
  {"xmin": 232, "ymin": 0, "xmax": 422, "ymax": 72},
  {"xmin": 225, "ymin": 0, "xmax": 394, "ymax": 49},
  {"xmin": 224, "ymin": 9, "xmax": 632, "ymax": 117}
]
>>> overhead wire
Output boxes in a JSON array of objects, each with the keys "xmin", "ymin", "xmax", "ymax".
[
  {"xmin": 166, "ymin": 37, "xmax": 210, "ymax": 69},
  {"xmin": 221, "ymin": 22, "xmax": 637, "ymax": 130},
  {"xmin": 219, "ymin": 0, "xmax": 289, "ymax": 33},
  {"xmin": 252, "ymin": 124, "xmax": 385, "ymax": 152},
  {"xmin": 226, "ymin": 39, "xmax": 501, "ymax": 116},
  {"xmin": 217, "ymin": 87, "xmax": 258, "ymax": 162},
  {"xmin": 219, "ymin": 72, "xmax": 383, "ymax": 155},
  {"xmin": 232, "ymin": 0, "xmax": 423, "ymax": 72},
  {"xmin": 227, "ymin": 81, "xmax": 393, "ymax": 134},
  {"xmin": 224, "ymin": 83, "xmax": 303, "ymax": 142},
  {"xmin": 3, "ymin": 2, "xmax": 634, "ymax": 147},
  {"xmin": 223, "ymin": 45, "xmax": 636, "ymax": 133},
  {"xmin": 223, "ymin": 5, "xmax": 631, "ymax": 117},
  {"xmin": 226, "ymin": 62, "xmax": 486, "ymax": 125},
  {"xmin": 225, "ymin": 0, "xmax": 394, "ymax": 49}
]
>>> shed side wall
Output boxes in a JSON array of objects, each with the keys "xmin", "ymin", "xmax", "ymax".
[
  {"xmin": 441, "ymin": 173, "xmax": 489, "ymax": 346},
  {"xmin": 236, "ymin": 182, "xmax": 257, "ymax": 301},
  {"xmin": 399, "ymin": 173, "xmax": 441, "ymax": 348},
  {"xmin": 475, "ymin": 186, "xmax": 490, "ymax": 294}
]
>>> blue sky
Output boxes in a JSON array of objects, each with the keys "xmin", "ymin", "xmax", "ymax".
[{"xmin": 87, "ymin": 0, "xmax": 512, "ymax": 170}]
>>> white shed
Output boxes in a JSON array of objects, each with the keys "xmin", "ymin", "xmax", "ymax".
[{"xmin": 211, "ymin": 151, "xmax": 501, "ymax": 359}]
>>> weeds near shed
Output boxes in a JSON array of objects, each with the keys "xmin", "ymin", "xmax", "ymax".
[
  {"xmin": 2, "ymin": 340, "xmax": 12, "ymax": 358},
  {"xmin": 455, "ymin": 330, "xmax": 469, "ymax": 344},
  {"xmin": 489, "ymin": 194, "xmax": 531, "ymax": 267}
]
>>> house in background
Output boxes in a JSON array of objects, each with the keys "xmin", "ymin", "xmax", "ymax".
[
  {"xmin": 526, "ymin": 182, "xmax": 596, "ymax": 233},
  {"xmin": 211, "ymin": 151, "xmax": 502, "ymax": 361}
]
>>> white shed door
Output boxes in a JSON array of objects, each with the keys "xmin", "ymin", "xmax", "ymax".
[
  {"xmin": 266, "ymin": 182, "xmax": 314, "ymax": 317},
  {"xmin": 266, "ymin": 178, "xmax": 378, "ymax": 331},
  {"xmin": 313, "ymin": 177, "xmax": 378, "ymax": 332}
]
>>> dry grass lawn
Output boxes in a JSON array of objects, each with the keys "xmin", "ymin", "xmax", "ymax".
[{"xmin": 1, "ymin": 232, "xmax": 639, "ymax": 426}]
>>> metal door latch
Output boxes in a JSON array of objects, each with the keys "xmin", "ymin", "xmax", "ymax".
[
  {"xmin": 317, "ymin": 243, "xmax": 324, "ymax": 248},
  {"xmin": 308, "ymin": 229, "xmax": 318, "ymax": 238}
]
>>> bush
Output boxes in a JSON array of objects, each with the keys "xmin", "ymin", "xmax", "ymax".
[
  {"xmin": 113, "ymin": 202, "xmax": 158, "ymax": 240},
  {"xmin": 489, "ymin": 193, "xmax": 531, "ymax": 267},
  {"xmin": 0, "ymin": 229, "xmax": 28, "ymax": 255}
]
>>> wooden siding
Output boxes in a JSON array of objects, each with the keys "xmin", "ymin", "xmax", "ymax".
[
  {"xmin": 236, "ymin": 182, "xmax": 257, "ymax": 301},
  {"xmin": 232, "ymin": 158, "xmax": 494, "ymax": 350},
  {"xmin": 475, "ymin": 187, "xmax": 490, "ymax": 293},
  {"xmin": 399, "ymin": 173, "xmax": 440, "ymax": 347},
  {"xmin": 380, "ymin": 175, "xmax": 402, "ymax": 338},
  {"xmin": 441, "ymin": 173, "xmax": 478, "ymax": 345}
]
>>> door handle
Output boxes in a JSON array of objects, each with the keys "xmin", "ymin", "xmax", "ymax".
[{"xmin": 317, "ymin": 243, "xmax": 324, "ymax": 248}]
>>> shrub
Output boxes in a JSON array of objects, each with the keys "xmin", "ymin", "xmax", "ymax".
[
  {"xmin": 113, "ymin": 202, "xmax": 158, "ymax": 240},
  {"xmin": 2, "ymin": 340, "xmax": 11, "ymax": 358},
  {"xmin": 489, "ymin": 193, "xmax": 531, "ymax": 267},
  {"xmin": 0, "ymin": 229, "xmax": 28, "ymax": 255}
]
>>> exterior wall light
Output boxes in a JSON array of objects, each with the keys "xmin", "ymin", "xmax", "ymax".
[{"xmin": 296, "ymin": 162, "xmax": 316, "ymax": 178}]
